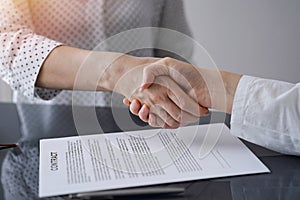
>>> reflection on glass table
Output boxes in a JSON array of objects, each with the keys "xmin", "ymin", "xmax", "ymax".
[{"xmin": 0, "ymin": 103, "xmax": 299, "ymax": 200}]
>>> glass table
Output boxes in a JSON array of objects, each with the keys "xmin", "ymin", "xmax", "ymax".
[{"xmin": 0, "ymin": 103, "xmax": 299, "ymax": 200}]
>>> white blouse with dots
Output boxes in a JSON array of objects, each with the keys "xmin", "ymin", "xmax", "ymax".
[{"xmin": 0, "ymin": 0, "xmax": 192, "ymax": 106}]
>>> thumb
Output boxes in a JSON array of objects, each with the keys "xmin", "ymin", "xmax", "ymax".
[{"xmin": 141, "ymin": 64, "xmax": 169, "ymax": 90}]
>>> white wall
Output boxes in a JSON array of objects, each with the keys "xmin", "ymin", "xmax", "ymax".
[{"xmin": 184, "ymin": 0, "xmax": 300, "ymax": 83}]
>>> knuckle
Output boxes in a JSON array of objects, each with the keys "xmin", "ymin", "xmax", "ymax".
[{"xmin": 161, "ymin": 57, "xmax": 173, "ymax": 66}]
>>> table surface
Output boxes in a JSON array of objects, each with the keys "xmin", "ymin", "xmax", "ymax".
[{"xmin": 0, "ymin": 102, "xmax": 299, "ymax": 200}]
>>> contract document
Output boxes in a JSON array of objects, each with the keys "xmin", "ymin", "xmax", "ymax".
[{"xmin": 39, "ymin": 123, "xmax": 269, "ymax": 197}]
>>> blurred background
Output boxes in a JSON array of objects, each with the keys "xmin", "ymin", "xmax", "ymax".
[
  {"xmin": 0, "ymin": 1, "xmax": 299, "ymax": 198},
  {"xmin": 0, "ymin": 0, "xmax": 299, "ymax": 102},
  {"xmin": 185, "ymin": 0, "xmax": 300, "ymax": 83}
]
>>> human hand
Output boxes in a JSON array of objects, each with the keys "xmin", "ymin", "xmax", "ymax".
[
  {"xmin": 112, "ymin": 58, "xmax": 208, "ymax": 128},
  {"xmin": 140, "ymin": 57, "xmax": 212, "ymax": 106},
  {"xmin": 123, "ymin": 57, "xmax": 213, "ymax": 124},
  {"xmin": 124, "ymin": 57, "xmax": 241, "ymax": 125},
  {"xmin": 130, "ymin": 76, "xmax": 209, "ymax": 128}
]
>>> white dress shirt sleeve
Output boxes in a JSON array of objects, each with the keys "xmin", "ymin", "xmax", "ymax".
[
  {"xmin": 0, "ymin": 0, "xmax": 62, "ymax": 100},
  {"xmin": 231, "ymin": 75, "xmax": 300, "ymax": 155}
]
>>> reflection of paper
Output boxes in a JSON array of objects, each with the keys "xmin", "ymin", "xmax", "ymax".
[{"xmin": 39, "ymin": 123, "xmax": 269, "ymax": 198}]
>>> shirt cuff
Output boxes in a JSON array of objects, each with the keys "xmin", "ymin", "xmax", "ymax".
[{"xmin": 230, "ymin": 75, "xmax": 257, "ymax": 138}]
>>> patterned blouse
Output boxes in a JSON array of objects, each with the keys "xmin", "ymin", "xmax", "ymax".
[{"xmin": 0, "ymin": 0, "xmax": 192, "ymax": 106}]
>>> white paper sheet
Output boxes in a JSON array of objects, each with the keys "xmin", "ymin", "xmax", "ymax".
[{"xmin": 39, "ymin": 123, "xmax": 269, "ymax": 197}]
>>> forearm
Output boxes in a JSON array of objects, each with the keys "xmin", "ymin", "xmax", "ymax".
[
  {"xmin": 36, "ymin": 46, "xmax": 154, "ymax": 93},
  {"xmin": 36, "ymin": 46, "xmax": 89, "ymax": 90}
]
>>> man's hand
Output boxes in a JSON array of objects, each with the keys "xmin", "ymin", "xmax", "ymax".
[
  {"xmin": 141, "ymin": 57, "xmax": 213, "ymax": 108},
  {"xmin": 124, "ymin": 57, "xmax": 242, "ymax": 126},
  {"xmin": 111, "ymin": 58, "xmax": 208, "ymax": 128},
  {"xmin": 125, "ymin": 76, "xmax": 208, "ymax": 128},
  {"xmin": 123, "ymin": 57, "xmax": 212, "ymax": 124}
]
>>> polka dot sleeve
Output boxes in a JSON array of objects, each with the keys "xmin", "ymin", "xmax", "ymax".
[{"xmin": 0, "ymin": 0, "xmax": 63, "ymax": 100}]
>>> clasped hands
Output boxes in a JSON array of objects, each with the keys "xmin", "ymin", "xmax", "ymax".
[{"xmin": 116, "ymin": 57, "xmax": 235, "ymax": 129}]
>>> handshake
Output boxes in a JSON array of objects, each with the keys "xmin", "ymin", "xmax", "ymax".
[{"xmin": 113, "ymin": 56, "xmax": 242, "ymax": 129}]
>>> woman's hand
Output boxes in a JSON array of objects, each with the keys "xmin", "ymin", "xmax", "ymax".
[
  {"xmin": 128, "ymin": 76, "xmax": 208, "ymax": 128},
  {"xmin": 38, "ymin": 47, "xmax": 209, "ymax": 128},
  {"xmin": 113, "ymin": 61, "xmax": 207, "ymax": 128},
  {"xmin": 124, "ymin": 57, "xmax": 242, "ymax": 126},
  {"xmin": 123, "ymin": 57, "xmax": 212, "ymax": 124}
]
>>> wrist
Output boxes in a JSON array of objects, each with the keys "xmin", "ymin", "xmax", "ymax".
[
  {"xmin": 199, "ymin": 69, "xmax": 241, "ymax": 114},
  {"xmin": 220, "ymin": 71, "xmax": 242, "ymax": 114},
  {"xmin": 98, "ymin": 54, "xmax": 156, "ymax": 94}
]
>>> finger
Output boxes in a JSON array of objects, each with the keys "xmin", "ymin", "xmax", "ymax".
[
  {"xmin": 141, "ymin": 64, "xmax": 169, "ymax": 90},
  {"xmin": 158, "ymin": 97, "xmax": 201, "ymax": 124},
  {"xmin": 148, "ymin": 113, "xmax": 161, "ymax": 127},
  {"xmin": 166, "ymin": 79, "xmax": 205, "ymax": 117},
  {"xmin": 148, "ymin": 113, "xmax": 177, "ymax": 129},
  {"xmin": 138, "ymin": 104, "xmax": 150, "ymax": 123},
  {"xmin": 123, "ymin": 98, "xmax": 131, "ymax": 106},
  {"xmin": 149, "ymin": 106, "xmax": 180, "ymax": 129},
  {"xmin": 148, "ymin": 113, "xmax": 157, "ymax": 127},
  {"xmin": 129, "ymin": 99, "xmax": 142, "ymax": 115},
  {"xmin": 163, "ymin": 124, "xmax": 177, "ymax": 129},
  {"xmin": 158, "ymin": 97, "xmax": 182, "ymax": 122},
  {"xmin": 177, "ymin": 110, "xmax": 202, "ymax": 125},
  {"xmin": 157, "ymin": 96, "xmax": 200, "ymax": 125}
]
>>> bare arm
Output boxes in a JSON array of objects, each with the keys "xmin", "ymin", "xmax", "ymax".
[
  {"xmin": 36, "ymin": 46, "xmax": 153, "ymax": 92},
  {"xmin": 36, "ymin": 47, "xmax": 204, "ymax": 128}
]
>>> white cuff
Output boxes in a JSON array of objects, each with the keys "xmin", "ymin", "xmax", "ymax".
[{"xmin": 230, "ymin": 75, "xmax": 257, "ymax": 139}]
